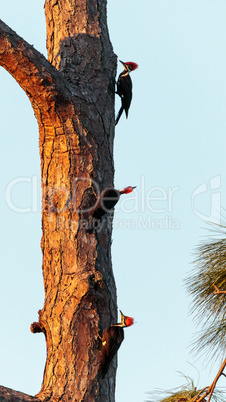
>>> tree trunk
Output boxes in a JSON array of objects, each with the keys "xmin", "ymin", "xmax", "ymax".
[{"xmin": 0, "ymin": 0, "xmax": 117, "ymax": 400}]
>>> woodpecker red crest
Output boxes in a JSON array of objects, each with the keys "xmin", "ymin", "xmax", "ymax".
[
  {"xmin": 125, "ymin": 316, "xmax": 134, "ymax": 327},
  {"xmin": 121, "ymin": 61, "xmax": 138, "ymax": 72},
  {"xmin": 119, "ymin": 186, "xmax": 136, "ymax": 195}
]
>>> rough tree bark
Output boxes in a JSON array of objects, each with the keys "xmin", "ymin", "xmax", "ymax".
[{"xmin": 0, "ymin": 0, "xmax": 118, "ymax": 400}]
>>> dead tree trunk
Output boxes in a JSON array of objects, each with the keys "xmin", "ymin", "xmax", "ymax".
[{"xmin": 0, "ymin": 0, "xmax": 117, "ymax": 400}]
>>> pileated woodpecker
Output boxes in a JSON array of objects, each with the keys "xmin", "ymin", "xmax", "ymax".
[
  {"xmin": 92, "ymin": 186, "xmax": 136, "ymax": 219},
  {"xmin": 115, "ymin": 60, "xmax": 138, "ymax": 125},
  {"xmin": 101, "ymin": 311, "xmax": 134, "ymax": 378}
]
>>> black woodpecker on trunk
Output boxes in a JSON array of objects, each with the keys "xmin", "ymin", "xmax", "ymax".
[
  {"xmin": 92, "ymin": 186, "xmax": 136, "ymax": 220},
  {"xmin": 101, "ymin": 311, "xmax": 134, "ymax": 378},
  {"xmin": 115, "ymin": 60, "xmax": 138, "ymax": 126}
]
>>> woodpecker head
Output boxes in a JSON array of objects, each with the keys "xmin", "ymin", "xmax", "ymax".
[
  {"xmin": 119, "ymin": 186, "xmax": 136, "ymax": 195},
  {"xmin": 119, "ymin": 310, "xmax": 134, "ymax": 328},
  {"xmin": 119, "ymin": 60, "xmax": 138, "ymax": 73}
]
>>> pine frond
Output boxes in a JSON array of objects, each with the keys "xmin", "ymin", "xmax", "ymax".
[
  {"xmin": 191, "ymin": 321, "xmax": 226, "ymax": 363},
  {"xmin": 146, "ymin": 375, "xmax": 204, "ymax": 401},
  {"xmin": 185, "ymin": 225, "xmax": 226, "ymax": 358},
  {"xmin": 147, "ymin": 384, "xmax": 225, "ymax": 402}
]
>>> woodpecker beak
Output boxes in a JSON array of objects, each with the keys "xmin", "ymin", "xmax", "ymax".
[
  {"xmin": 119, "ymin": 310, "xmax": 125, "ymax": 325},
  {"xmin": 132, "ymin": 186, "xmax": 137, "ymax": 190},
  {"xmin": 119, "ymin": 60, "xmax": 127, "ymax": 68}
]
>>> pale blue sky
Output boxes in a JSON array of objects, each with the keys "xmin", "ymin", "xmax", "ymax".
[{"xmin": 1, "ymin": 1, "xmax": 226, "ymax": 401}]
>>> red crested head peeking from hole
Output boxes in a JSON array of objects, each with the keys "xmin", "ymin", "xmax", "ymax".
[
  {"xmin": 119, "ymin": 310, "xmax": 134, "ymax": 328},
  {"xmin": 119, "ymin": 186, "xmax": 136, "ymax": 195}
]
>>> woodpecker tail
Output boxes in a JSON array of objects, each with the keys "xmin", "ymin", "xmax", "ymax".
[{"xmin": 115, "ymin": 106, "xmax": 124, "ymax": 126}]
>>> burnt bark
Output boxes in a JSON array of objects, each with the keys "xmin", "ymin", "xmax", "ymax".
[{"xmin": 0, "ymin": 0, "xmax": 118, "ymax": 400}]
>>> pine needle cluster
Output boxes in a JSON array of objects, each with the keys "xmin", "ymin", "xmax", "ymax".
[
  {"xmin": 185, "ymin": 226, "xmax": 226, "ymax": 361},
  {"xmin": 147, "ymin": 374, "xmax": 225, "ymax": 402}
]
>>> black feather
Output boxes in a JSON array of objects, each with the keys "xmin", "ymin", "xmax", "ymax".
[
  {"xmin": 115, "ymin": 72, "xmax": 133, "ymax": 125},
  {"xmin": 115, "ymin": 105, "xmax": 124, "ymax": 126},
  {"xmin": 101, "ymin": 326, "xmax": 124, "ymax": 378}
]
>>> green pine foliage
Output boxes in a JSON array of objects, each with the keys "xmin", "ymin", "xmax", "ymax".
[
  {"xmin": 147, "ymin": 374, "xmax": 224, "ymax": 401},
  {"xmin": 185, "ymin": 225, "xmax": 226, "ymax": 361}
]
